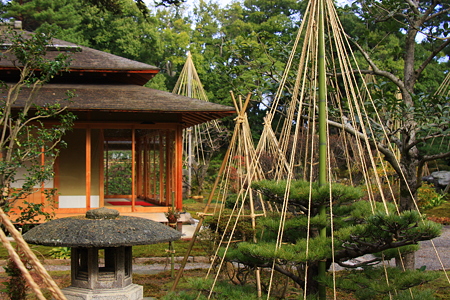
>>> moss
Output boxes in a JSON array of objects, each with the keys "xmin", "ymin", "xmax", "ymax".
[{"xmin": 425, "ymin": 202, "xmax": 450, "ymax": 218}]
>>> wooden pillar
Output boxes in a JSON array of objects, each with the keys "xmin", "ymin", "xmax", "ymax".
[
  {"xmin": 99, "ymin": 129, "xmax": 105, "ymax": 207},
  {"xmin": 175, "ymin": 125, "xmax": 183, "ymax": 210},
  {"xmin": 136, "ymin": 136, "xmax": 141, "ymax": 199},
  {"xmin": 143, "ymin": 136, "xmax": 149, "ymax": 200},
  {"xmin": 40, "ymin": 147, "xmax": 45, "ymax": 205},
  {"xmin": 131, "ymin": 127, "xmax": 136, "ymax": 211},
  {"xmin": 152, "ymin": 134, "xmax": 157, "ymax": 199},
  {"xmin": 159, "ymin": 133, "xmax": 164, "ymax": 205},
  {"xmin": 165, "ymin": 130, "xmax": 171, "ymax": 206},
  {"xmin": 54, "ymin": 156, "xmax": 60, "ymax": 207},
  {"xmin": 105, "ymin": 139, "xmax": 109, "ymax": 196},
  {"xmin": 86, "ymin": 127, "xmax": 91, "ymax": 209}
]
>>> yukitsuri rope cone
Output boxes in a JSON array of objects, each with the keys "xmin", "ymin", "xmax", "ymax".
[
  {"xmin": 172, "ymin": 51, "xmax": 225, "ymax": 198},
  {"xmin": 255, "ymin": 0, "xmax": 449, "ymax": 297},
  {"xmin": 172, "ymin": 0, "xmax": 449, "ymax": 299},
  {"xmin": 0, "ymin": 208, "xmax": 66, "ymax": 300},
  {"xmin": 203, "ymin": 92, "xmax": 268, "ymax": 298}
]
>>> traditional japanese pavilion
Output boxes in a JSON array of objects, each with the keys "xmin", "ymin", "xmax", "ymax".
[{"xmin": 1, "ymin": 26, "xmax": 235, "ymax": 218}]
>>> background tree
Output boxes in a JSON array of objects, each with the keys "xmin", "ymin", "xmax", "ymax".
[
  {"xmin": 2, "ymin": 0, "xmax": 161, "ymax": 64},
  {"xmin": 341, "ymin": 0, "xmax": 450, "ymax": 211},
  {"xmin": 319, "ymin": 0, "xmax": 450, "ymax": 270}
]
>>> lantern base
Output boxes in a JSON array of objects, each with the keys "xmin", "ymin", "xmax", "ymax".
[{"xmin": 62, "ymin": 284, "xmax": 143, "ymax": 300}]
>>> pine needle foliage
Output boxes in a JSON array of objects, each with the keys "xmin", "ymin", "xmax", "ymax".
[
  {"xmin": 327, "ymin": 267, "xmax": 438, "ymax": 300},
  {"xmin": 253, "ymin": 179, "xmax": 364, "ymax": 210},
  {"xmin": 219, "ymin": 179, "xmax": 441, "ymax": 297}
]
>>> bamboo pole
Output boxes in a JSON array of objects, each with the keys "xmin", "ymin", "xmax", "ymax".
[
  {"xmin": 241, "ymin": 99, "xmax": 262, "ymax": 298},
  {"xmin": 187, "ymin": 51, "xmax": 193, "ymax": 198},
  {"xmin": 318, "ymin": 0, "xmax": 328, "ymax": 298},
  {"xmin": 0, "ymin": 208, "xmax": 67, "ymax": 300}
]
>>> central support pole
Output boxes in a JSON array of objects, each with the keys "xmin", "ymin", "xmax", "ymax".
[{"xmin": 318, "ymin": 0, "xmax": 328, "ymax": 298}]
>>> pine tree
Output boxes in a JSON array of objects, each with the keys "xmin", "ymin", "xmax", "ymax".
[{"xmin": 219, "ymin": 180, "xmax": 441, "ymax": 297}]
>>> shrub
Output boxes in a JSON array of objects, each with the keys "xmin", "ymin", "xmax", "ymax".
[
  {"xmin": 2, "ymin": 248, "xmax": 30, "ymax": 300},
  {"xmin": 418, "ymin": 183, "xmax": 447, "ymax": 210}
]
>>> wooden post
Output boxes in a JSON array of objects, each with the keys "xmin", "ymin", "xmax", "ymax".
[
  {"xmin": 165, "ymin": 131, "xmax": 171, "ymax": 206},
  {"xmin": 132, "ymin": 127, "xmax": 136, "ymax": 211},
  {"xmin": 136, "ymin": 136, "xmax": 141, "ymax": 199},
  {"xmin": 86, "ymin": 127, "xmax": 91, "ymax": 209},
  {"xmin": 54, "ymin": 156, "xmax": 60, "ymax": 207},
  {"xmin": 144, "ymin": 136, "xmax": 149, "ymax": 200},
  {"xmin": 152, "ymin": 134, "xmax": 157, "ymax": 200},
  {"xmin": 176, "ymin": 125, "xmax": 183, "ymax": 210},
  {"xmin": 99, "ymin": 129, "xmax": 105, "ymax": 208},
  {"xmin": 105, "ymin": 138, "xmax": 109, "ymax": 196}
]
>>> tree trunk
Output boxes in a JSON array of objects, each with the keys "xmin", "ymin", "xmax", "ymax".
[
  {"xmin": 399, "ymin": 149, "xmax": 418, "ymax": 212},
  {"xmin": 396, "ymin": 24, "xmax": 420, "ymax": 270},
  {"xmin": 295, "ymin": 263, "xmax": 320, "ymax": 297},
  {"xmin": 395, "ymin": 251, "xmax": 415, "ymax": 271},
  {"xmin": 397, "ymin": 121, "xmax": 419, "ymax": 271},
  {"xmin": 398, "ymin": 166, "xmax": 417, "ymax": 270}
]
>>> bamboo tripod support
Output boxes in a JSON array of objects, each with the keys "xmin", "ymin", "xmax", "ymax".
[
  {"xmin": 0, "ymin": 208, "xmax": 66, "ymax": 300},
  {"xmin": 170, "ymin": 111, "xmax": 235, "ymax": 292},
  {"xmin": 171, "ymin": 92, "xmax": 265, "ymax": 296}
]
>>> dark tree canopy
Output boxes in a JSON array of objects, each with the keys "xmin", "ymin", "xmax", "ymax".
[{"xmin": 86, "ymin": 0, "xmax": 186, "ymax": 12}]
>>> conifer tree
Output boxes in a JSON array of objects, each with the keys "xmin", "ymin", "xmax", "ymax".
[{"xmin": 220, "ymin": 180, "xmax": 441, "ymax": 297}]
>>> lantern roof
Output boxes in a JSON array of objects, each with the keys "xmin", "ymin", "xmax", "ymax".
[{"xmin": 23, "ymin": 208, "xmax": 182, "ymax": 247}]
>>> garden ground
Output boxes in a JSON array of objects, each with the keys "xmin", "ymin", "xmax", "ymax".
[{"xmin": 0, "ymin": 200, "xmax": 449, "ymax": 299}]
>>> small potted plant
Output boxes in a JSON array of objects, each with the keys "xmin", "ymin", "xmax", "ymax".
[{"xmin": 165, "ymin": 206, "xmax": 180, "ymax": 230}]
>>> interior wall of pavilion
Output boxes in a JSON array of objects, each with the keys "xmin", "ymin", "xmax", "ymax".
[{"xmin": 57, "ymin": 129, "xmax": 101, "ymax": 208}]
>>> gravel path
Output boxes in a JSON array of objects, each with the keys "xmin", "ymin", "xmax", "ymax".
[
  {"xmin": 1, "ymin": 227, "xmax": 448, "ymax": 273},
  {"xmin": 0, "ymin": 256, "xmax": 212, "ymax": 274},
  {"xmin": 415, "ymin": 225, "xmax": 450, "ymax": 270}
]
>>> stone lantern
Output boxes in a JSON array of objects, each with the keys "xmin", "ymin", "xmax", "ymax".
[{"xmin": 23, "ymin": 207, "xmax": 182, "ymax": 300}]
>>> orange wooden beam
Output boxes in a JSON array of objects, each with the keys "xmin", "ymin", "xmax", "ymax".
[
  {"xmin": 86, "ymin": 128, "xmax": 91, "ymax": 209},
  {"xmin": 131, "ymin": 127, "xmax": 136, "ymax": 211},
  {"xmin": 176, "ymin": 125, "xmax": 183, "ymax": 210}
]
